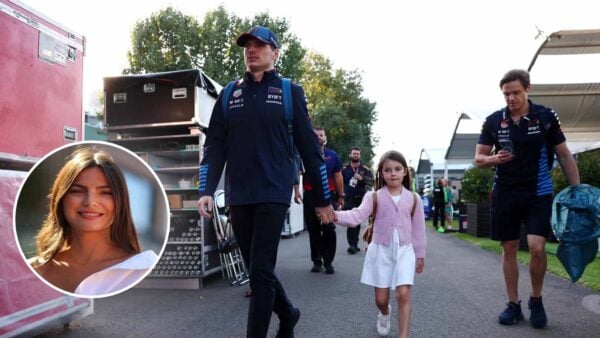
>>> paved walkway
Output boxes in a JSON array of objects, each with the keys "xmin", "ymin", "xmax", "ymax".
[{"xmin": 38, "ymin": 227, "xmax": 600, "ymax": 337}]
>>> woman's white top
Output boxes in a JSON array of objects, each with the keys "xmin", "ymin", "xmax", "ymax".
[{"xmin": 74, "ymin": 250, "xmax": 157, "ymax": 297}]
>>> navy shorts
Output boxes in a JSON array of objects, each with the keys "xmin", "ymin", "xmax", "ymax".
[{"xmin": 490, "ymin": 188, "xmax": 552, "ymax": 241}]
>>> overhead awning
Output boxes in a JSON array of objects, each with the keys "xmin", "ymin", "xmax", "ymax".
[
  {"xmin": 528, "ymin": 29, "xmax": 600, "ymax": 153},
  {"xmin": 528, "ymin": 29, "xmax": 600, "ymax": 69},
  {"xmin": 444, "ymin": 112, "xmax": 482, "ymax": 165}
]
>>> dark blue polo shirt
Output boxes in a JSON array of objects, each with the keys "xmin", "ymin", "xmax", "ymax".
[
  {"xmin": 303, "ymin": 147, "xmax": 341, "ymax": 193},
  {"xmin": 478, "ymin": 101, "xmax": 566, "ymax": 195},
  {"xmin": 199, "ymin": 70, "xmax": 330, "ymax": 207}
]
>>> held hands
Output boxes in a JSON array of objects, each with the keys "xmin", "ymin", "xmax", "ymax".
[
  {"xmin": 416, "ymin": 258, "xmax": 425, "ymax": 274},
  {"xmin": 197, "ymin": 196, "xmax": 213, "ymax": 218},
  {"xmin": 315, "ymin": 205, "xmax": 337, "ymax": 224},
  {"xmin": 353, "ymin": 173, "xmax": 363, "ymax": 181}
]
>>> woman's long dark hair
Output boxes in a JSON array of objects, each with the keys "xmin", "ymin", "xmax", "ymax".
[{"xmin": 36, "ymin": 146, "xmax": 140, "ymax": 263}]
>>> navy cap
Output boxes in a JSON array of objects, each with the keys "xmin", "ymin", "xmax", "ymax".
[{"xmin": 236, "ymin": 26, "xmax": 279, "ymax": 49}]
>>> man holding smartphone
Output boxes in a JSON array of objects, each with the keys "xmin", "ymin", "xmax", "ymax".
[{"xmin": 474, "ymin": 69, "xmax": 580, "ymax": 330}]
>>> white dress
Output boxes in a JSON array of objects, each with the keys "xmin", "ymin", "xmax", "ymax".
[
  {"xmin": 74, "ymin": 250, "xmax": 157, "ymax": 297},
  {"xmin": 360, "ymin": 195, "xmax": 416, "ymax": 288}
]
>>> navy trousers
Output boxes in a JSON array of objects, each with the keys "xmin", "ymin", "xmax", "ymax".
[{"xmin": 230, "ymin": 203, "xmax": 295, "ymax": 338}]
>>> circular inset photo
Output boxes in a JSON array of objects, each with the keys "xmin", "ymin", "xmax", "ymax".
[{"xmin": 13, "ymin": 141, "xmax": 169, "ymax": 298}]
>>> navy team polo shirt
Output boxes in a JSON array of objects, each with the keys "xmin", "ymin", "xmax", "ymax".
[{"xmin": 478, "ymin": 101, "xmax": 566, "ymax": 195}]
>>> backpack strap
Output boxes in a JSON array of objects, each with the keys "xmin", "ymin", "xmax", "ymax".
[
  {"xmin": 281, "ymin": 78, "xmax": 294, "ymax": 154},
  {"xmin": 221, "ymin": 80, "xmax": 238, "ymax": 120},
  {"xmin": 411, "ymin": 191, "xmax": 418, "ymax": 218},
  {"xmin": 370, "ymin": 191, "xmax": 378, "ymax": 224}
]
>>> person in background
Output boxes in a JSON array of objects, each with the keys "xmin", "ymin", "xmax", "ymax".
[
  {"xmin": 443, "ymin": 179, "xmax": 454, "ymax": 228},
  {"xmin": 451, "ymin": 185, "xmax": 459, "ymax": 212},
  {"xmin": 475, "ymin": 69, "xmax": 580, "ymax": 329},
  {"xmin": 197, "ymin": 26, "xmax": 335, "ymax": 338},
  {"xmin": 303, "ymin": 127, "xmax": 344, "ymax": 274},
  {"xmin": 431, "ymin": 178, "xmax": 446, "ymax": 233},
  {"xmin": 341, "ymin": 147, "xmax": 373, "ymax": 254},
  {"xmin": 333, "ymin": 150, "xmax": 426, "ymax": 338}
]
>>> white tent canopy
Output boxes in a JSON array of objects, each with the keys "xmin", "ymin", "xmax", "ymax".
[
  {"xmin": 528, "ymin": 29, "xmax": 600, "ymax": 154},
  {"xmin": 444, "ymin": 112, "xmax": 482, "ymax": 166}
]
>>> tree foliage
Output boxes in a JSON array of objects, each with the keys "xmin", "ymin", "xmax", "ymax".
[
  {"xmin": 124, "ymin": 7, "xmax": 202, "ymax": 74},
  {"xmin": 300, "ymin": 51, "xmax": 377, "ymax": 164},
  {"xmin": 461, "ymin": 166, "xmax": 494, "ymax": 204},
  {"xmin": 552, "ymin": 150, "xmax": 600, "ymax": 193},
  {"xmin": 124, "ymin": 6, "xmax": 377, "ymax": 164}
]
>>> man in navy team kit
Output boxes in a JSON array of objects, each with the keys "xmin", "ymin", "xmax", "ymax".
[
  {"xmin": 198, "ymin": 26, "xmax": 334, "ymax": 338},
  {"xmin": 475, "ymin": 69, "xmax": 580, "ymax": 330},
  {"xmin": 303, "ymin": 127, "xmax": 345, "ymax": 274}
]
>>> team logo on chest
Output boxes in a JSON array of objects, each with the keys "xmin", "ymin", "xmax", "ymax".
[
  {"xmin": 527, "ymin": 118, "xmax": 541, "ymax": 135},
  {"xmin": 266, "ymin": 86, "xmax": 283, "ymax": 105},
  {"xmin": 232, "ymin": 89, "xmax": 242, "ymax": 98}
]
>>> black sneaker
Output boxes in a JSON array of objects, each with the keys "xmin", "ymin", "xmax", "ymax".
[
  {"xmin": 498, "ymin": 301, "xmax": 524, "ymax": 325},
  {"xmin": 528, "ymin": 296, "xmax": 547, "ymax": 329},
  {"xmin": 353, "ymin": 246, "xmax": 361, "ymax": 253},
  {"xmin": 310, "ymin": 264, "xmax": 323, "ymax": 273},
  {"xmin": 347, "ymin": 247, "xmax": 357, "ymax": 254},
  {"xmin": 276, "ymin": 307, "xmax": 300, "ymax": 338},
  {"xmin": 324, "ymin": 264, "xmax": 335, "ymax": 274}
]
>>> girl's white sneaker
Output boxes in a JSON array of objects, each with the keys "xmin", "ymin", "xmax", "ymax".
[{"xmin": 376, "ymin": 305, "xmax": 391, "ymax": 336}]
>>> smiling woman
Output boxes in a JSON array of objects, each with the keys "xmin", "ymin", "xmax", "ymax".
[{"xmin": 15, "ymin": 143, "xmax": 168, "ymax": 298}]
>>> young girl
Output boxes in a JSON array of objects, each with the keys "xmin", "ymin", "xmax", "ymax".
[{"xmin": 334, "ymin": 150, "xmax": 426, "ymax": 337}]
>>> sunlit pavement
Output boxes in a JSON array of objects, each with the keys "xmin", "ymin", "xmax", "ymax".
[{"xmin": 38, "ymin": 226, "xmax": 600, "ymax": 337}]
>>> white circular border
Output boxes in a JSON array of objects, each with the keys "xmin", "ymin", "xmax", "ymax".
[{"xmin": 12, "ymin": 140, "xmax": 171, "ymax": 299}]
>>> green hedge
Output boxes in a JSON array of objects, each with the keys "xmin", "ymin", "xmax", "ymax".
[
  {"xmin": 461, "ymin": 166, "xmax": 494, "ymax": 203},
  {"xmin": 552, "ymin": 150, "xmax": 600, "ymax": 193}
]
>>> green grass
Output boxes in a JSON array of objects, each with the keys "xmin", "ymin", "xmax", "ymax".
[{"xmin": 426, "ymin": 220, "xmax": 600, "ymax": 293}]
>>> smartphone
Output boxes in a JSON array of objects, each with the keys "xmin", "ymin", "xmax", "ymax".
[{"xmin": 499, "ymin": 139, "xmax": 514, "ymax": 154}]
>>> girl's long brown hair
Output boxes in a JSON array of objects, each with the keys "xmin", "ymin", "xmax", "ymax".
[
  {"xmin": 35, "ymin": 147, "xmax": 140, "ymax": 263},
  {"xmin": 374, "ymin": 150, "xmax": 412, "ymax": 191}
]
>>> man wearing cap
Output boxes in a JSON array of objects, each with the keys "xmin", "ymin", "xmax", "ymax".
[{"xmin": 198, "ymin": 26, "xmax": 334, "ymax": 338}]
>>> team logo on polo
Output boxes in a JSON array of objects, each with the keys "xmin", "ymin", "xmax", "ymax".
[
  {"xmin": 266, "ymin": 86, "xmax": 283, "ymax": 105},
  {"xmin": 500, "ymin": 119, "xmax": 509, "ymax": 129},
  {"xmin": 267, "ymin": 86, "xmax": 282, "ymax": 95},
  {"xmin": 233, "ymin": 89, "xmax": 242, "ymax": 98}
]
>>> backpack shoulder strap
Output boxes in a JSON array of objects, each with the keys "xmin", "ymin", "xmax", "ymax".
[
  {"xmin": 372, "ymin": 191, "xmax": 378, "ymax": 221},
  {"xmin": 281, "ymin": 78, "xmax": 294, "ymax": 153},
  {"xmin": 221, "ymin": 80, "xmax": 239, "ymax": 120},
  {"xmin": 410, "ymin": 191, "xmax": 418, "ymax": 217},
  {"xmin": 281, "ymin": 78, "xmax": 292, "ymax": 124},
  {"xmin": 411, "ymin": 191, "xmax": 418, "ymax": 217}
]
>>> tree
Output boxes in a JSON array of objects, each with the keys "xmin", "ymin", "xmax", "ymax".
[
  {"xmin": 196, "ymin": 6, "xmax": 244, "ymax": 84},
  {"xmin": 197, "ymin": 7, "xmax": 306, "ymax": 84},
  {"xmin": 460, "ymin": 166, "xmax": 494, "ymax": 204},
  {"xmin": 299, "ymin": 51, "xmax": 377, "ymax": 165},
  {"xmin": 124, "ymin": 6, "xmax": 377, "ymax": 164},
  {"xmin": 552, "ymin": 150, "xmax": 600, "ymax": 193},
  {"xmin": 124, "ymin": 7, "xmax": 202, "ymax": 74}
]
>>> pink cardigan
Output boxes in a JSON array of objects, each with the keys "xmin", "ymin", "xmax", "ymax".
[{"xmin": 335, "ymin": 186, "xmax": 427, "ymax": 258}]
